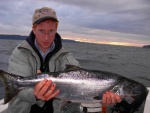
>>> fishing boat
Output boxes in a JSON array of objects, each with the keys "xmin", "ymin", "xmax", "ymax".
[
  {"xmin": 0, "ymin": 87, "xmax": 149, "ymax": 113},
  {"xmin": 0, "ymin": 99, "xmax": 7, "ymax": 113},
  {"xmin": 143, "ymin": 87, "xmax": 150, "ymax": 113}
]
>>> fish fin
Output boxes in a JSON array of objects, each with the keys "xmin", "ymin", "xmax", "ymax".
[
  {"xmin": 65, "ymin": 65, "xmax": 81, "ymax": 71},
  {"xmin": 59, "ymin": 101, "xmax": 72, "ymax": 110},
  {"xmin": 0, "ymin": 70, "xmax": 21, "ymax": 104}
]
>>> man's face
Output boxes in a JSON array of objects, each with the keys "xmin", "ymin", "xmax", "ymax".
[{"xmin": 33, "ymin": 20, "xmax": 57, "ymax": 53}]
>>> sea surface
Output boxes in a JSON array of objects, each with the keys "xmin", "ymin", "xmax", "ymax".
[{"xmin": 0, "ymin": 39, "xmax": 150, "ymax": 113}]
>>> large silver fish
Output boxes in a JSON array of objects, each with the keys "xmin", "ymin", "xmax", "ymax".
[{"xmin": 0, "ymin": 65, "xmax": 148, "ymax": 105}]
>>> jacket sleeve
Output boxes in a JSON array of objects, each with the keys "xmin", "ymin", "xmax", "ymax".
[
  {"xmin": 8, "ymin": 47, "xmax": 44, "ymax": 107},
  {"xmin": 8, "ymin": 47, "xmax": 33, "ymax": 77},
  {"xmin": 17, "ymin": 88, "xmax": 45, "ymax": 107}
]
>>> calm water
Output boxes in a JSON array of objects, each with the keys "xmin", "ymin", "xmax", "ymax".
[{"xmin": 0, "ymin": 39, "xmax": 150, "ymax": 113}]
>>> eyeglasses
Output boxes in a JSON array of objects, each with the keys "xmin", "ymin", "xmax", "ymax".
[{"xmin": 37, "ymin": 29, "xmax": 56, "ymax": 36}]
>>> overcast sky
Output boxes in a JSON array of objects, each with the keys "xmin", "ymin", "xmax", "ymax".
[{"xmin": 0, "ymin": 0, "xmax": 150, "ymax": 46}]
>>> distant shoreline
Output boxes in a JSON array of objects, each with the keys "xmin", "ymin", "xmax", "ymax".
[
  {"xmin": 0, "ymin": 34, "xmax": 77, "ymax": 43},
  {"xmin": 0, "ymin": 34, "xmax": 143, "ymax": 48},
  {"xmin": 0, "ymin": 34, "xmax": 26, "ymax": 40}
]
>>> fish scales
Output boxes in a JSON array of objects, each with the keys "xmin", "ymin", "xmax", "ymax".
[{"xmin": 0, "ymin": 65, "xmax": 148, "ymax": 104}]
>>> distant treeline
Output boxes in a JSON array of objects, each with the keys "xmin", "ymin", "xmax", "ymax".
[
  {"xmin": 143, "ymin": 45, "xmax": 150, "ymax": 48},
  {"xmin": 0, "ymin": 34, "xmax": 77, "ymax": 43},
  {"xmin": 0, "ymin": 34, "xmax": 26, "ymax": 40}
]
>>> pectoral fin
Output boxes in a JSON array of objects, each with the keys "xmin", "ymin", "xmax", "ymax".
[
  {"xmin": 93, "ymin": 95, "xmax": 102, "ymax": 100},
  {"xmin": 59, "ymin": 101, "xmax": 72, "ymax": 110}
]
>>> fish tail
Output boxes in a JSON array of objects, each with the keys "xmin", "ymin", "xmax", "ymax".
[{"xmin": 0, "ymin": 70, "xmax": 21, "ymax": 104}]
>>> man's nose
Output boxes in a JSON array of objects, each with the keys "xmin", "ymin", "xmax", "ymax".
[{"xmin": 43, "ymin": 33, "xmax": 49, "ymax": 40}]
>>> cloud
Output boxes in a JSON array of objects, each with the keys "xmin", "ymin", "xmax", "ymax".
[
  {"xmin": 0, "ymin": 0, "xmax": 150, "ymax": 46},
  {"xmin": 54, "ymin": 0, "xmax": 150, "ymax": 36}
]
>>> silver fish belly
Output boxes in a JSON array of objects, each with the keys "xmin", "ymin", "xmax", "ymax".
[{"xmin": 0, "ymin": 65, "xmax": 148, "ymax": 104}]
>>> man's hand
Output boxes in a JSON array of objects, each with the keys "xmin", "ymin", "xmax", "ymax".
[
  {"xmin": 102, "ymin": 91, "xmax": 121, "ymax": 106},
  {"xmin": 33, "ymin": 70, "xmax": 59, "ymax": 101}
]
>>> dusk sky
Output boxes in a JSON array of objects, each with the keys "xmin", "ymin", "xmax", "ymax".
[{"xmin": 0, "ymin": 0, "xmax": 150, "ymax": 46}]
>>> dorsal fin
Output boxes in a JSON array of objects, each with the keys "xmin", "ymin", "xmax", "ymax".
[{"xmin": 65, "ymin": 65, "xmax": 81, "ymax": 71}]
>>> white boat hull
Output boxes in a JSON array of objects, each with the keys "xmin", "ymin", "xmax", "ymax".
[
  {"xmin": 143, "ymin": 87, "xmax": 150, "ymax": 113},
  {"xmin": 0, "ymin": 99, "xmax": 8, "ymax": 113}
]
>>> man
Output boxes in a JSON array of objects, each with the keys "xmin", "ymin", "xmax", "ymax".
[{"xmin": 8, "ymin": 7, "xmax": 121, "ymax": 113}]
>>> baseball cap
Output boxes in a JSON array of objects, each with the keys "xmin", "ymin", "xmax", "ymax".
[{"xmin": 32, "ymin": 7, "xmax": 58, "ymax": 24}]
